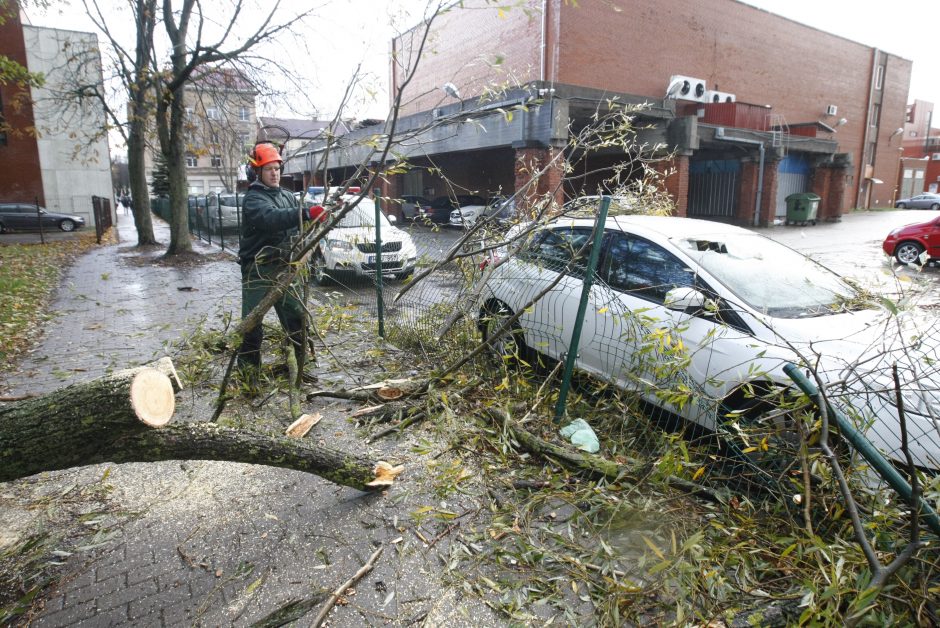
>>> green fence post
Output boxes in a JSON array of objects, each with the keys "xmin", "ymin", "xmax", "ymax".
[
  {"xmin": 373, "ymin": 190, "xmax": 385, "ymax": 338},
  {"xmin": 783, "ymin": 363, "xmax": 940, "ymax": 537},
  {"xmin": 554, "ymin": 195, "xmax": 611, "ymax": 423}
]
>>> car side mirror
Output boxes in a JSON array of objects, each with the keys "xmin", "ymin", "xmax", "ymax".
[{"xmin": 664, "ymin": 286, "xmax": 706, "ymax": 311}]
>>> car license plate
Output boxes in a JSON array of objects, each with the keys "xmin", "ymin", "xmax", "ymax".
[{"xmin": 368, "ymin": 254, "xmax": 399, "ymax": 264}]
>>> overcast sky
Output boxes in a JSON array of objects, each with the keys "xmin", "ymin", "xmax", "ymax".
[{"xmin": 23, "ymin": 0, "xmax": 940, "ymax": 131}]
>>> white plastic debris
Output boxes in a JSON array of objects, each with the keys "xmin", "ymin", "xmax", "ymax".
[{"xmin": 560, "ymin": 418, "xmax": 600, "ymax": 453}]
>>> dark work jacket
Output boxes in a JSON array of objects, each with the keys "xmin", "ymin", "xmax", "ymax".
[{"xmin": 238, "ymin": 181, "xmax": 302, "ymax": 266}]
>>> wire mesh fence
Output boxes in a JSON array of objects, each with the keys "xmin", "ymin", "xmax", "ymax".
[
  {"xmin": 362, "ymin": 198, "xmax": 940, "ymax": 533},
  {"xmin": 163, "ymin": 189, "xmax": 940, "ymax": 526}
]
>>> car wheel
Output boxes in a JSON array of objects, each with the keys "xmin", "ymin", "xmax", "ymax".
[
  {"xmin": 895, "ymin": 241, "xmax": 924, "ymax": 265},
  {"xmin": 58, "ymin": 219, "xmax": 76, "ymax": 232},
  {"xmin": 0, "ymin": 221, "xmax": 5, "ymax": 234},
  {"xmin": 480, "ymin": 299, "xmax": 529, "ymax": 364},
  {"xmin": 931, "ymin": 203, "xmax": 940, "ymax": 210},
  {"xmin": 312, "ymin": 251, "xmax": 332, "ymax": 286},
  {"xmin": 896, "ymin": 203, "xmax": 907, "ymax": 209}
]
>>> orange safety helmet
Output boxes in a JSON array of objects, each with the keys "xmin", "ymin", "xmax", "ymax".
[{"xmin": 248, "ymin": 142, "xmax": 283, "ymax": 169}]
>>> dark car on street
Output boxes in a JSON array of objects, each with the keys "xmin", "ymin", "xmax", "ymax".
[
  {"xmin": 424, "ymin": 194, "xmax": 487, "ymax": 224},
  {"xmin": 883, "ymin": 214, "xmax": 940, "ymax": 265},
  {"xmin": 398, "ymin": 195, "xmax": 431, "ymax": 220},
  {"xmin": 0, "ymin": 202, "xmax": 85, "ymax": 233},
  {"xmin": 895, "ymin": 193, "xmax": 940, "ymax": 210}
]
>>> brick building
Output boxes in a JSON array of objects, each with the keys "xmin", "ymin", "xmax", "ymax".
[
  {"xmin": 0, "ymin": 5, "xmax": 113, "ymax": 224},
  {"xmin": 289, "ymin": 0, "xmax": 912, "ymax": 225},
  {"xmin": 899, "ymin": 100, "xmax": 940, "ymax": 197}
]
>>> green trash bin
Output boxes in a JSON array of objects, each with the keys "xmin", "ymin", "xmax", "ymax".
[{"xmin": 785, "ymin": 192, "xmax": 821, "ymax": 226}]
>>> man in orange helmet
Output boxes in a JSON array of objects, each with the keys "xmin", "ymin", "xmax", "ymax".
[{"xmin": 236, "ymin": 142, "xmax": 327, "ymax": 386}]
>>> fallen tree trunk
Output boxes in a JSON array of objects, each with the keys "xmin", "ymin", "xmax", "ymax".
[
  {"xmin": 0, "ymin": 359, "xmax": 402, "ymax": 491},
  {"xmin": 110, "ymin": 424, "xmax": 402, "ymax": 491},
  {"xmin": 0, "ymin": 364, "xmax": 175, "ymax": 482}
]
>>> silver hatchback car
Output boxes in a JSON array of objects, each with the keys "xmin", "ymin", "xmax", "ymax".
[{"xmin": 895, "ymin": 193, "xmax": 940, "ymax": 210}]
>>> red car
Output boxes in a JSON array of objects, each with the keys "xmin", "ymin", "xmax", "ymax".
[{"xmin": 883, "ymin": 215, "xmax": 940, "ymax": 265}]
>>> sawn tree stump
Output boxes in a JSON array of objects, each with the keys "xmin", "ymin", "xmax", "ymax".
[{"xmin": 0, "ymin": 360, "xmax": 401, "ymax": 491}]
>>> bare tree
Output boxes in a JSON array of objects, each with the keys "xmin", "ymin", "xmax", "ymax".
[{"xmin": 154, "ymin": 0, "xmax": 315, "ymax": 256}]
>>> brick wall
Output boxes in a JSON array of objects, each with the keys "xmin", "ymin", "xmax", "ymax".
[
  {"xmin": 0, "ymin": 4, "xmax": 44, "ymax": 205},
  {"xmin": 392, "ymin": 0, "xmax": 910, "ymax": 212},
  {"xmin": 394, "ymin": 0, "xmax": 542, "ymax": 116}
]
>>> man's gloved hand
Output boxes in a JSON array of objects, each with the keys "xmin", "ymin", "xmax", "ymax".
[{"xmin": 305, "ymin": 204, "xmax": 329, "ymax": 223}]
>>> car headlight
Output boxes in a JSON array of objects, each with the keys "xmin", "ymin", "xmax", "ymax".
[{"xmin": 326, "ymin": 238, "xmax": 353, "ymax": 251}]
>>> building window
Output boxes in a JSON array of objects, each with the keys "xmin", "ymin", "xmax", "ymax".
[
  {"xmin": 206, "ymin": 106, "xmax": 220, "ymax": 120},
  {"xmin": 186, "ymin": 153, "xmax": 198, "ymax": 167},
  {"xmin": 870, "ymin": 103, "xmax": 880, "ymax": 128},
  {"xmin": 210, "ymin": 133, "xmax": 219, "ymax": 145},
  {"xmin": 238, "ymin": 132, "xmax": 251, "ymax": 149},
  {"xmin": 239, "ymin": 106, "xmax": 249, "ymax": 122},
  {"xmin": 185, "ymin": 107, "xmax": 194, "ymax": 119},
  {"xmin": 211, "ymin": 154, "xmax": 222, "ymax": 167},
  {"xmin": 875, "ymin": 65, "xmax": 884, "ymax": 90}
]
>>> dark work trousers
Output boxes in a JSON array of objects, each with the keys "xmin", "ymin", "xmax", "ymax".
[{"xmin": 237, "ymin": 260, "xmax": 307, "ymax": 371}]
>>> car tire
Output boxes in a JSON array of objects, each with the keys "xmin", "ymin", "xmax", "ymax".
[
  {"xmin": 58, "ymin": 219, "xmax": 76, "ymax": 232},
  {"xmin": 0, "ymin": 221, "xmax": 5, "ymax": 234},
  {"xmin": 895, "ymin": 241, "xmax": 925, "ymax": 266},
  {"xmin": 480, "ymin": 299, "xmax": 530, "ymax": 364},
  {"xmin": 896, "ymin": 203, "xmax": 907, "ymax": 209},
  {"xmin": 931, "ymin": 203, "xmax": 940, "ymax": 210},
  {"xmin": 312, "ymin": 251, "xmax": 332, "ymax": 286}
]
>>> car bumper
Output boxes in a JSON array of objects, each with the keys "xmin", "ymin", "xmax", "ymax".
[
  {"xmin": 882, "ymin": 238, "xmax": 896, "ymax": 256},
  {"xmin": 324, "ymin": 250, "xmax": 417, "ymax": 277}
]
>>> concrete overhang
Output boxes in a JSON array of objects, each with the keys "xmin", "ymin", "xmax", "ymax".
[
  {"xmin": 698, "ymin": 124, "xmax": 839, "ymax": 156},
  {"xmin": 286, "ymin": 81, "xmax": 679, "ymax": 176}
]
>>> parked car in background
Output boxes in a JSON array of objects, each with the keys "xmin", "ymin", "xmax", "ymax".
[
  {"xmin": 424, "ymin": 195, "xmax": 486, "ymax": 224},
  {"xmin": 480, "ymin": 213, "xmax": 940, "ymax": 469},
  {"xmin": 312, "ymin": 195, "xmax": 418, "ymax": 285},
  {"xmin": 399, "ymin": 195, "xmax": 431, "ymax": 220},
  {"xmin": 207, "ymin": 193, "xmax": 246, "ymax": 232},
  {"xmin": 895, "ymin": 193, "xmax": 940, "ymax": 210},
  {"xmin": 882, "ymin": 214, "xmax": 940, "ymax": 265},
  {"xmin": 0, "ymin": 202, "xmax": 85, "ymax": 233},
  {"xmin": 449, "ymin": 196, "xmax": 517, "ymax": 228}
]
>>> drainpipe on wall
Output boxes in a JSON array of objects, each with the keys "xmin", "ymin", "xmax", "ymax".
[
  {"xmin": 540, "ymin": 0, "xmax": 547, "ymax": 81},
  {"xmin": 856, "ymin": 47, "xmax": 879, "ymax": 209},
  {"xmin": 715, "ymin": 128, "xmax": 765, "ymax": 227}
]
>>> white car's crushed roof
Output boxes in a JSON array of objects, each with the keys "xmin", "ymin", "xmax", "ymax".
[{"xmin": 554, "ymin": 213, "xmax": 756, "ymax": 241}]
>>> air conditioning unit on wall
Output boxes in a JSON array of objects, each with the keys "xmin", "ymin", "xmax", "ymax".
[
  {"xmin": 667, "ymin": 75, "xmax": 707, "ymax": 103},
  {"xmin": 826, "ymin": 104, "xmax": 838, "ymax": 116},
  {"xmin": 705, "ymin": 90, "xmax": 736, "ymax": 104}
]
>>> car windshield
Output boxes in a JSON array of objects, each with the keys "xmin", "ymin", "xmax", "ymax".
[
  {"xmin": 335, "ymin": 199, "xmax": 391, "ymax": 229},
  {"xmin": 673, "ymin": 232, "xmax": 865, "ymax": 318}
]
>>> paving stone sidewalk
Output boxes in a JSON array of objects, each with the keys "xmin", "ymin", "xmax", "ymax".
[{"xmin": 0, "ymin": 217, "xmax": 498, "ymax": 627}]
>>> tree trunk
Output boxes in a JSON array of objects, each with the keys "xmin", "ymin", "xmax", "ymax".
[
  {"xmin": 127, "ymin": 123, "xmax": 157, "ymax": 245},
  {"xmin": 0, "ymin": 360, "xmax": 402, "ymax": 492},
  {"xmin": 0, "ymin": 365, "xmax": 175, "ymax": 482},
  {"xmin": 111, "ymin": 424, "xmax": 400, "ymax": 492}
]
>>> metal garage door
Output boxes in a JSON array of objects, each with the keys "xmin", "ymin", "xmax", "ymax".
[
  {"xmin": 775, "ymin": 156, "xmax": 811, "ymax": 218},
  {"xmin": 688, "ymin": 159, "xmax": 739, "ymax": 218}
]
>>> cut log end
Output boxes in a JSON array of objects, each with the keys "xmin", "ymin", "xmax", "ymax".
[
  {"xmin": 366, "ymin": 461, "xmax": 404, "ymax": 487},
  {"xmin": 129, "ymin": 369, "xmax": 175, "ymax": 427}
]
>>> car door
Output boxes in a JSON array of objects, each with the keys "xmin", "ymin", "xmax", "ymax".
[
  {"xmin": 14, "ymin": 204, "xmax": 37, "ymax": 229},
  {"xmin": 581, "ymin": 232, "xmax": 751, "ymax": 427},
  {"xmin": 507, "ymin": 225, "xmax": 597, "ymax": 361}
]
